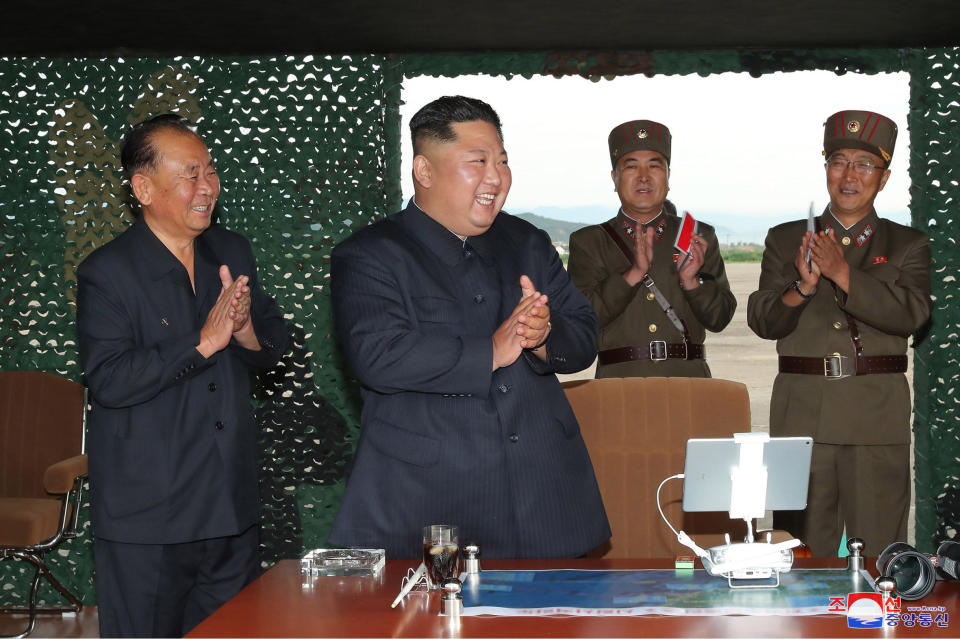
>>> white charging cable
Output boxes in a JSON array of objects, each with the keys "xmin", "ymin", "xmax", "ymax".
[{"xmin": 656, "ymin": 473, "xmax": 709, "ymax": 560}]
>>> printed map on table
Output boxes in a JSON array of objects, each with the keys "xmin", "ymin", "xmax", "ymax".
[{"xmin": 460, "ymin": 569, "xmax": 874, "ymax": 616}]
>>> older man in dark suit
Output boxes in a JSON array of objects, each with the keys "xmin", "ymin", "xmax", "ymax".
[
  {"xmin": 329, "ymin": 96, "xmax": 610, "ymax": 559},
  {"xmin": 77, "ymin": 114, "xmax": 288, "ymax": 637}
]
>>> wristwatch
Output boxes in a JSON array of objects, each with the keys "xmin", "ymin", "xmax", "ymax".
[
  {"xmin": 792, "ymin": 279, "xmax": 816, "ymax": 299},
  {"xmin": 679, "ymin": 275, "xmax": 704, "ymax": 290}
]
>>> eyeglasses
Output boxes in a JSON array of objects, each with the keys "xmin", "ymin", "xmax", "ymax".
[{"xmin": 825, "ymin": 158, "xmax": 882, "ymax": 176}]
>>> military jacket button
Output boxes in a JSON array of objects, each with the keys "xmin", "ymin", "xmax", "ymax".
[
  {"xmin": 832, "ymin": 321, "xmax": 843, "ymax": 330},
  {"xmin": 841, "ymin": 236, "xmax": 851, "ymax": 246},
  {"xmin": 648, "ymin": 323, "xmax": 658, "ymax": 333},
  {"xmin": 646, "ymin": 292, "xmax": 655, "ymax": 301}
]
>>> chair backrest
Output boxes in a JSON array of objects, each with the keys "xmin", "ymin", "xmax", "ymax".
[
  {"xmin": 0, "ymin": 371, "xmax": 85, "ymax": 499},
  {"xmin": 563, "ymin": 376, "xmax": 751, "ymax": 558}
]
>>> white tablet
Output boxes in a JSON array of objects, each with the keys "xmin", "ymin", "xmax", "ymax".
[{"xmin": 682, "ymin": 436, "xmax": 813, "ymax": 512}]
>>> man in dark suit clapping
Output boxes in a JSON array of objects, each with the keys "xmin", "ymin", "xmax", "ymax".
[
  {"xmin": 329, "ymin": 96, "xmax": 610, "ymax": 559},
  {"xmin": 77, "ymin": 114, "xmax": 288, "ymax": 637}
]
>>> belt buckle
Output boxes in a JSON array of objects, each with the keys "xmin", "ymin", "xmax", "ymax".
[
  {"xmin": 649, "ymin": 340, "xmax": 667, "ymax": 362},
  {"xmin": 823, "ymin": 353, "xmax": 851, "ymax": 379}
]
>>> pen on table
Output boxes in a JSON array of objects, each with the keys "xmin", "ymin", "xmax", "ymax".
[{"xmin": 390, "ymin": 562, "xmax": 425, "ymax": 608}]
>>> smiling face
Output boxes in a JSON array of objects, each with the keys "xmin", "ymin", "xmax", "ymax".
[
  {"xmin": 412, "ymin": 120, "xmax": 511, "ymax": 238},
  {"xmin": 612, "ymin": 150, "xmax": 670, "ymax": 222},
  {"xmin": 132, "ymin": 128, "xmax": 220, "ymax": 246},
  {"xmin": 825, "ymin": 147, "xmax": 890, "ymax": 222}
]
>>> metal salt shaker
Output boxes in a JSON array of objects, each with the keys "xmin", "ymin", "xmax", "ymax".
[
  {"xmin": 439, "ymin": 578, "xmax": 463, "ymax": 616},
  {"xmin": 464, "ymin": 543, "xmax": 481, "ymax": 574},
  {"xmin": 847, "ymin": 537, "xmax": 865, "ymax": 572}
]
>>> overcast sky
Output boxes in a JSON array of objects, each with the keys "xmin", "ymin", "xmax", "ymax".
[{"xmin": 399, "ymin": 71, "xmax": 911, "ymax": 232}]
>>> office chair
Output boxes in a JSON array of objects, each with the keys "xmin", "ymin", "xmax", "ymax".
[
  {"xmin": 0, "ymin": 371, "xmax": 87, "ymax": 638},
  {"xmin": 563, "ymin": 376, "xmax": 758, "ymax": 558}
]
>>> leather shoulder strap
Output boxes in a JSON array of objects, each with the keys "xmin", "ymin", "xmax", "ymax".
[{"xmin": 600, "ymin": 221, "xmax": 633, "ymax": 263}]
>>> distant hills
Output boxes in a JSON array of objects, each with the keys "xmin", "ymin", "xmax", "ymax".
[
  {"xmin": 511, "ymin": 205, "xmax": 910, "ymax": 245},
  {"xmin": 512, "ymin": 209, "xmax": 769, "ymax": 245},
  {"xmin": 513, "ymin": 213, "xmax": 589, "ymax": 241},
  {"xmin": 511, "ymin": 205, "xmax": 773, "ymax": 244}
]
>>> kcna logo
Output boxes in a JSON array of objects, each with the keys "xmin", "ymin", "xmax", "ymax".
[
  {"xmin": 830, "ymin": 593, "xmax": 950, "ymax": 629},
  {"xmin": 829, "ymin": 592, "xmax": 900, "ymax": 629}
]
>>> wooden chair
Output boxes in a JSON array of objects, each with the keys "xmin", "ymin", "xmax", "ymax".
[
  {"xmin": 0, "ymin": 371, "xmax": 87, "ymax": 638},
  {"xmin": 563, "ymin": 376, "xmax": 756, "ymax": 559}
]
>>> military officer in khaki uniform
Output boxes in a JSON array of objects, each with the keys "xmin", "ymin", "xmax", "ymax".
[
  {"xmin": 568, "ymin": 120, "xmax": 736, "ymax": 377},
  {"xmin": 747, "ymin": 110, "xmax": 931, "ymax": 557}
]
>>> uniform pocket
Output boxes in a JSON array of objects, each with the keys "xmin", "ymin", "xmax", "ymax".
[
  {"xmin": 366, "ymin": 417, "xmax": 441, "ymax": 467},
  {"xmin": 867, "ymin": 263, "xmax": 898, "ymax": 283},
  {"xmin": 101, "ymin": 437, "xmax": 167, "ymax": 518},
  {"xmin": 554, "ymin": 399, "xmax": 581, "ymax": 439}
]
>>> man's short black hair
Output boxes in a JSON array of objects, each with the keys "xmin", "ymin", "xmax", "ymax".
[
  {"xmin": 120, "ymin": 113, "xmax": 197, "ymax": 180},
  {"xmin": 409, "ymin": 96, "xmax": 503, "ymax": 155}
]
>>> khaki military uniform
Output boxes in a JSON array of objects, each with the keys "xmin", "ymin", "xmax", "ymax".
[
  {"xmin": 568, "ymin": 203, "xmax": 736, "ymax": 378},
  {"xmin": 747, "ymin": 208, "xmax": 931, "ymax": 556}
]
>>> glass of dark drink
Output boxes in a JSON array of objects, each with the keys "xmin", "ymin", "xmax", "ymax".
[{"xmin": 422, "ymin": 524, "xmax": 460, "ymax": 589}]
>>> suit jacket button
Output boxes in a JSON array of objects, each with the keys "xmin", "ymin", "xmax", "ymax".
[
  {"xmin": 215, "ymin": 421, "xmax": 224, "ymax": 430},
  {"xmin": 473, "ymin": 294, "xmax": 485, "ymax": 304},
  {"xmin": 498, "ymin": 384, "xmax": 510, "ymax": 393},
  {"xmin": 208, "ymin": 382, "xmax": 217, "ymax": 392},
  {"xmin": 509, "ymin": 433, "xmax": 519, "ymax": 443}
]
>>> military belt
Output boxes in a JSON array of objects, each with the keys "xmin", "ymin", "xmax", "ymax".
[
  {"xmin": 778, "ymin": 354, "xmax": 907, "ymax": 379},
  {"xmin": 599, "ymin": 342, "xmax": 705, "ymax": 365}
]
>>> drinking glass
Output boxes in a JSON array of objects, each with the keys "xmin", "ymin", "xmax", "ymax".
[{"xmin": 422, "ymin": 524, "xmax": 460, "ymax": 589}]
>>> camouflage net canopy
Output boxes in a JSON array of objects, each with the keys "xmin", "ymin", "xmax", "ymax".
[{"xmin": 0, "ymin": 48, "xmax": 956, "ymax": 606}]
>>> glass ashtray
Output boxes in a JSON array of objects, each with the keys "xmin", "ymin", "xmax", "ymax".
[{"xmin": 300, "ymin": 548, "xmax": 385, "ymax": 577}]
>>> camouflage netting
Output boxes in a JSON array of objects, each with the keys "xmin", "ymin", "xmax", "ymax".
[
  {"xmin": 907, "ymin": 49, "xmax": 960, "ymax": 553},
  {"xmin": 0, "ymin": 48, "xmax": 956, "ymax": 606}
]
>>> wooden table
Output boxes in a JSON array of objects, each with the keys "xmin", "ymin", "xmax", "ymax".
[{"xmin": 188, "ymin": 558, "xmax": 960, "ymax": 637}]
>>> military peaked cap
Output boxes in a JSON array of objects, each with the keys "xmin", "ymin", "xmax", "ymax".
[
  {"xmin": 608, "ymin": 120, "xmax": 671, "ymax": 167},
  {"xmin": 823, "ymin": 110, "xmax": 897, "ymax": 164}
]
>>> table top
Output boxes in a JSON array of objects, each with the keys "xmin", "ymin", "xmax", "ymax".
[{"xmin": 188, "ymin": 558, "xmax": 960, "ymax": 638}]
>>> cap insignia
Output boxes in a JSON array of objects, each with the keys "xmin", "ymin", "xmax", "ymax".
[
  {"xmin": 847, "ymin": 120, "xmax": 861, "ymax": 133},
  {"xmin": 637, "ymin": 129, "xmax": 648, "ymax": 139}
]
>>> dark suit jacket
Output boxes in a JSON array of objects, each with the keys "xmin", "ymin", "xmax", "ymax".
[
  {"xmin": 77, "ymin": 217, "xmax": 288, "ymax": 544},
  {"xmin": 328, "ymin": 202, "xmax": 610, "ymax": 559}
]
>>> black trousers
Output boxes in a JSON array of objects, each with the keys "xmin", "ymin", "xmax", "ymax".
[{"xmin": 94, "ymin": 524, "xmax": 260, "ymax": 638}]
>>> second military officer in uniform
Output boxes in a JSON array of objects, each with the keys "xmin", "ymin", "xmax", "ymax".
[
  {"xmin": 568, "ymin": 120, "xmax": 736, "ymax": 377},
  {"xmin": 747, "ymin": 110, "xmax": 931, "ymax": 557}
]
